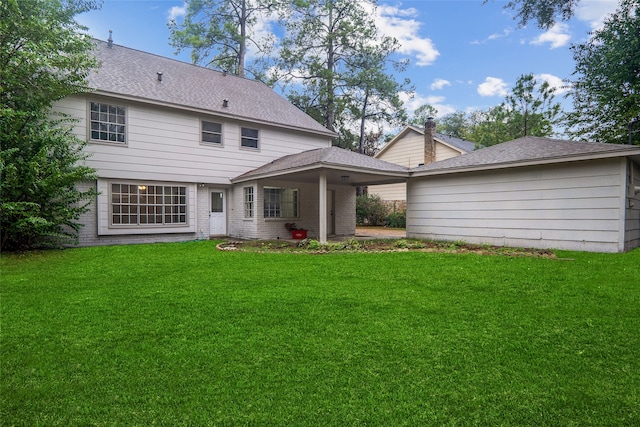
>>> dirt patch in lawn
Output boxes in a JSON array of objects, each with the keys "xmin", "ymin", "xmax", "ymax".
[{"xmin": 217, "ymin": 238, "xmax": 557, "ymax": 258}]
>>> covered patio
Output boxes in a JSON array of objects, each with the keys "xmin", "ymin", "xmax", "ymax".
[{"xmin": 232, "ymin": 147, "xmax": 410, "ymax": 243}]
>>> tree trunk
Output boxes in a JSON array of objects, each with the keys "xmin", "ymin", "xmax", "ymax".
[
  {"xmin": 237, "ymin": 0, "xmax": 247, "ymax": 78},
  {"xmin": 358, "ymin": 90, "xmax": 369, "ymax": 154},
  {"xmin": 325, "ymin": 0, "xmax": 335, "ymax": 132}
]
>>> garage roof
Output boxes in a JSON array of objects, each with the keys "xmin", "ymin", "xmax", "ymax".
[{"xmin": 412, "ymin": 137, "xmax": 640, "ymax": 176}]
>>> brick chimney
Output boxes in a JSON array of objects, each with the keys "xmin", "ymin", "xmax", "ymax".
[{"xmin": 424, "ymin": 117, "xmax": 436, "ymax": 164}]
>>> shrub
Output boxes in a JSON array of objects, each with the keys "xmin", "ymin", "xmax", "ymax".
[
  {"xmin": 356, "ymin": 194, "xmax": 387, "ymax": 226},
  {"xmin": 385, "ymin": 210, "xmax": 406, "ymax": 228}
]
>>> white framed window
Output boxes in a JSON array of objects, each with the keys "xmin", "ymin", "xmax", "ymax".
[
  {"xmin": 201, "ymin": 120, "xmax": 222, "ymax": 145},
  {"xmin": 244, "ymin": 187, "xmax": 254, "ymax": 218},
  {"xmin": 264, "ymin": 187, "xmax": 298, "ymax": 218},
  {"xmin": 90, "ymin": 101, "xmax": 126, "ymax": 144},
  {"xmin": 241, "ymin": 127, "xmax": 259, "ymax": 149},
  {"xmin": 111, "ymin": 183, "xmax": 187, "ymax": 226}
]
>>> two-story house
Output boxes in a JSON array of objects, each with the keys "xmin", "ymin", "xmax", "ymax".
[
  {"xmin": 53, "ymin": 40, "xmax": 640, "ymax": 252},
  {"xmin": 56, "ymin": 39, "xmax": 408, "ymax": 246}
]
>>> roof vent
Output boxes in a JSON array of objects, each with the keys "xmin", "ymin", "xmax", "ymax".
[
  {"xmin": 222, "ymin": 99, "xmax": 229, "ymax": 108},
  {"xmin": 107, "ymin": 30, "xmax": 113, "ymax": 48},
  {"xmin": 157, "ymin": 72, "xmax": 163, "ymax": 82}
]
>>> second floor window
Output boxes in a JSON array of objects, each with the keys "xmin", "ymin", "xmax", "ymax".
[
  {"xmin": 241, "ymin": 127, "xmax": 259, "ymax": 149},
  {"xmin": 90, "ymin": 102, "xmax": 126, "ymax": 144},
  {"xmin": 202, "ymin": 121, "xmax": 222, "ymax": 144}
]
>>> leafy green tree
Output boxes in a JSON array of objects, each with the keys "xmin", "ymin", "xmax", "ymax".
[
  {"xmin": 437, "ymin": 112, "xmax": 469, "ymax": 138},
  {"xmin": 347, "ymin": 41, "xmax": 411, "ymax": 153},
  {"xmin": 0, "ymin": 0, "xmax": 99, "ymax": 251},
  {"xmin": 273, "ymin": 0, "xmax": 409, "ymax": 148},
  {"xmin": 408, "ymin": 104, "xmax": 438, "ymax": 127},
  {"xmin": 566, "ymin": 0, "xmax": 640, "ymax": 145},
  {"xmin": 484, "ymin": 0, "xmax": 579, "ymax": 29},
  {"xmin": 168, "ymin": 0, "xmax": 276, "ymax": 78},
  {"xmin": 463, "ymin": 106, "xmax": 514, "ymax": 148},
  {"xmin": 505, "ymin": 73, "xmax": 561, "ymax": 138},
  {"xmin": 463, "ymin": 74, "xmax": 562, "ymax": 147}
]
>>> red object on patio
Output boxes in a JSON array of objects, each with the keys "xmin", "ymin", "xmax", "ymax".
[{"xmin": 291, "ymin": 230, "xmax": 307, "ymax": 239}]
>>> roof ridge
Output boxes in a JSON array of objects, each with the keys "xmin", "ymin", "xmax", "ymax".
[
  {"xmin": 92, "ymin": 38, "xmax": 262, "ymax": 85},
  {"xmin": 88, "ymin": 39, "xmax": 336, "ymax": 137}
]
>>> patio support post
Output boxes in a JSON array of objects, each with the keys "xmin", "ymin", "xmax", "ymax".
[{"xmin": 319, "ymin": 170, "xmax": 327, "ymax": 243}]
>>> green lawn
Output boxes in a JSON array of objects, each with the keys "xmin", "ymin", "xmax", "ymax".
[{"xmin": 2, "ymin": 241, "xmax": 639, "ymax": 426}]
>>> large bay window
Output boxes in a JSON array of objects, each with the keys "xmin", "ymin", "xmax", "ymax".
[
  {"xmin": 111, "ymin": 183, "xmax": 187, "ymax": 226},
  {"xmin": 264, "ymin": 187, "xmax": 298, "ymax": 218}
]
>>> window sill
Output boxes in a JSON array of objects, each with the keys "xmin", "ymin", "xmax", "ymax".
[{"xmin": 89, "ymin": 139, "xmax": 128, "ymax": 147}]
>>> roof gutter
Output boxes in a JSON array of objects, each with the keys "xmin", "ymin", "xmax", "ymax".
[
  {"xmin": 232, "ymin": 162, "xmax": 410, "ymax": 184},
  {"xmin": 89, "ymin": 90, "xmax": 338, "ymax": 139}
]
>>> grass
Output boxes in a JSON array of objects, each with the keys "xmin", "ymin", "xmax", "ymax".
[{"xmin": 1, "ymin": 240, "xmax": 639, "ymax": 425}]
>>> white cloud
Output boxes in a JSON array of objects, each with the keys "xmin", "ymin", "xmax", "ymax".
[
  {"xmin": 531, "ymin": 23, "xmax": 571, "ymax": 49},
  {"xmin": 575, "ymin": 0, "xmax": 618, "ymax": 30},
  {"xmin": 488, "ymin": 27, "xmax": 514, "ymax": 40},
  {"xmin": 168, "ymin": 3, "xmax": 186, "ymax": 21},
  {"xmin": 376, "ymin": 4, "xmax": 440, "ymax": 66},
  {"xmin": 477, "ymin": 77, "xmax": 509, "ymax": 97},
  {"xmin": 399, "ymin": 92, "xmax": 456, "ymax": 118},
  {"xmin": 471, "ymin": 27, "xmax": 513, "ymax": 44},
  {"xmin": 430, "ymin": 79, "xmax": 451, "ymax": 90},
  {"xmin": 535, "ymin": 73, "xmax": 571, "ymax": 95}
]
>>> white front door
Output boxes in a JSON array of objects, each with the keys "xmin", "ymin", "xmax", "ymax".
[{"xmin": 209, "ymin": 189, "xmax": 227, "ymax": 236}]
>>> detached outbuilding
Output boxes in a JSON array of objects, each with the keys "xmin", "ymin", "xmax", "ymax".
[{"xmin": 407, "ymin": 137, "xmax": 640, "ymax": 253}]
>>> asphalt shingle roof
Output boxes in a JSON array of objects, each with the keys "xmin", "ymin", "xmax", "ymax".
[
  {"xmin": 234, "ymin": 146, "xmax": 409, "ymax": 181},
  {"xmin": 412, "ymin": 136, "xmax": 640, "ymax": 174},
  {"xmin": 404, "ymin": 125, "xmax": 476, "ymax": 153},
  {"xmin": 87, "ymin": 39, "xmax": 335, "ymax": 137}
]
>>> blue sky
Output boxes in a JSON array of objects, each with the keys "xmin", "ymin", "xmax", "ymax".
[{"xmin": 77, "ymin": 0, "xmax": 619, "ymax": 119}]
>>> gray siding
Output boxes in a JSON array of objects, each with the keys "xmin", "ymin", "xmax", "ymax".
[
  {"xmin": 55, "ymin": 95, "xmax": 331, "ymax": 184},
  {"xmin": 407, "ymin": 159, "xmax": 628, "ymax": 253}
]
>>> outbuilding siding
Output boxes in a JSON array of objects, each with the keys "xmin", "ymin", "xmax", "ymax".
[{"xmin": 407, "ymin": 159, "xmax": 628, "ymax": 252}]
